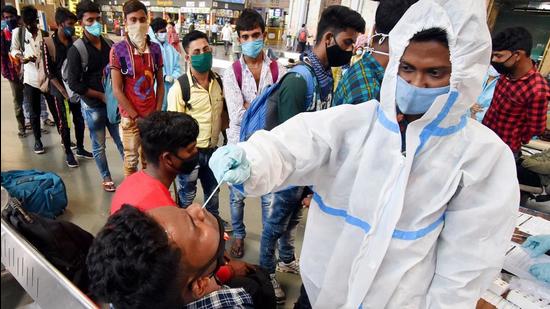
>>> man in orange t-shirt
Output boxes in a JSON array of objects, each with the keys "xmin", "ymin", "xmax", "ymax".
[{"xmin": 111, "ymin": 111, "xmax": 199, "ymax": 214}]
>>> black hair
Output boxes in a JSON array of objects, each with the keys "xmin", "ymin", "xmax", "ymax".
[
  {"xmin": 137, "ymin": 111, "xmax": 199, "ymax": 166},
  {"xmin": 301, "ymin": 23, "xmax": 306, "ymax": 27},
  {"xmin": 492, "ymin": 27, "xmax": 532, "ymax": 56},
  {"xmin": 2, "ymin": 5, "xmax": 18, "ymax": 16},
  {"xmin": 236, "ymin": 8, "xmax": 265, "ymax": 36},
  {"xmin": 21, "ymin": 6, "xmax": 38, "ymax": 26},
  {"xmin": 182, "ymin": 30, "xmax": 209, "ymax": 53},
  {"xmin": 86, "ymin": 205, "xmax": 184, "ymax": 309},
  {"xmin": 410, "ymin": 27, "xmax": 448, "ymax": 48},
  {"xmin": 168, "ymin": 21, "xmax": 175, "ymax": 27},
  {"xmin": 375, "ymin": 0, "xmax": 417, "ymax": 34},
  {"xmin": 316, "ymin": 5, "xmax": 365, "ymax": 43},
  {"xmin": 123, "ymin": 0, "xmax": 148, "ymax": 17},
  {"xmin": 55, "ymin": 7, "xmax": 77, "ymax": 25},
  {"xmin": 76, "ymin": 0, "xmax": 100, "ymax": 21},
  {"xmin": 150, "ymin": 17, "xmax": 168, "ymax": 33}
]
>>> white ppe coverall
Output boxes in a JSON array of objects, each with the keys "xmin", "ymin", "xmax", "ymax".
[{"xmin": 234, "ymin": 0, "xmax": 519, "ymax": 307}]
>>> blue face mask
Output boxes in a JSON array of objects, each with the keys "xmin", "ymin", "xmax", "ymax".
[
  {"xmin": 1, "ymin": 20, "xmax": 7, "ymax": 31},
  {"xmin": 241, "ymin": 39, "xmax": 264, "ymax": 58},
  {"xmin": 85, "ymin": 21, "xmax": 102, "ymax": 37},
  {"xmin": 395, "ymin": 75, "xmax": 450, "ymax": 115}
]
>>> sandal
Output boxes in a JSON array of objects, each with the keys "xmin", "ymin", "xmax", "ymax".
[
  {"xmin": 230, "ymin": 238, "xmax": 245, "ymax": 258},
  {"xmin": 43, "ymin": 119, "xmax": 56, "ymax": 127},
  {"xmin": 102, "ymin": 181, "xmax": 116, "ymax": 192}
]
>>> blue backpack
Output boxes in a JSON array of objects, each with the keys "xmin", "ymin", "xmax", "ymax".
[
  {"xmin": 239, "ymin": 63, "xmax": 320, "ymax": 142},
  {"xmin": 1, "ymin": 170, "xmax": 68, "ymax": 219}
]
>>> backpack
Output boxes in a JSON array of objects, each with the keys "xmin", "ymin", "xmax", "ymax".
[
  {"xmin": 232, "ymin": 59, "xmax": 279, "ymax": 90},
  {"xmin": 239, "ymin": 63, "xmax": 320, "ymax": 142},
  {"xmin": 1, "ymin": 169, "xmax": 68, "ymax": 219},
  {"xmin": 61, "ymin": 37, "xmax": 114, "ymax": 104},
  {"xmin": 176, "ymin": 72, "xmax": 224, "ymax": 112},
  {"xmin": 298, "ymin": 29, "xmax": 307, "ymax": 43},
  {"xmin": 2, "ymin": 197, "xmax": 94, "ymax": 294},
  {"xmin": 104, "ymin": 40, "xmax": 162, "ymax": 124}
]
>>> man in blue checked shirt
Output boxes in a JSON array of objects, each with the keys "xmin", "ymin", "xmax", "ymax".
[{"xmin": 332, "ymin": 0, "xmax": 417, "ymax": 107}]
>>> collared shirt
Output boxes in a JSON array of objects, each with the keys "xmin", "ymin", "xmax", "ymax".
[
  {"xmin": 332, "ymin": 53, "xmax": 384, "ymax": 107},
  {"xmin": 46, "ymin": 31, "xmax": 72, "ymax": 82},
  {"xmin": 185, "ymin": 287, "xmax": 253, "ymax": 309},
  {"xmin": 66, "ymin": 35, "xmax": 111, "ymax": 108},
  {"xmin": 482, "ymin": 67, "xmax": 549, "ymax": 153},
  {"xmin": 222, "ymin": 51, "xmax": 286, "ymax": 144},
  {"xmin": 10, "ymin": 27, "xmax": 48, "ymax": 90},
  {"xmin": 167, "ymin": 69, "xmax": 224, "ymax": 148}
]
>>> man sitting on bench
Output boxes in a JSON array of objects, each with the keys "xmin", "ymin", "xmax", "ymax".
[{"xmin": 86, "ymin": 204, "xmax": 254, "ymax": 308}]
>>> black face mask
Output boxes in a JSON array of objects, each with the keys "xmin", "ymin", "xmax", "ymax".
[
  {"xmin": 326, "ymin": 38, "xmax": 353, "ymax": 67},
  {"xmin": 491, "ymin": 53, "xmax": 516, "ymax": 75},
  {"xmin": 173, "ymin": 152, "xmax": 199, "ymax": 175},
  {"xmin": 7, "ymin": 19, "xmax": 18, "ymax": 31}
]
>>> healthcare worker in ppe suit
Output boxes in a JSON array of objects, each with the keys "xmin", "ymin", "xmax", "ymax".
[{"xmin": 210, "ymin": 0, "xmax": 519, "ymax": 307}]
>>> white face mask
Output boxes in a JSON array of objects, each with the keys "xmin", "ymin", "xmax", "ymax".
[
  {"xmin": 156, "ymin": 32, "xmax": 167, "ymax": 43},
  {"xmin": 127, "ymin": 22, "xmax": 149, "ymax": 51}
]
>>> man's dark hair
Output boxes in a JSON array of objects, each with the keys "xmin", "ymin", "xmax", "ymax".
[
  {"xmin": 150, "ymin": 17, "xmax": 167, "ymax": 33},
  {"xmin": 301, "ymin": 23, "xmax": 306, "ymax": 28},
  {"xmin": 375, "ymin": 0, "xmax": 417, "ymax": 34},
  {"xmin": 316, "ymin": 5, "xmax": 365, "ymax": 43},
  {"xmin": 182, "ymin": 30, "xmax": 209, "ymax": 53},
  {"xmin": 137, "ymin": 111, "xmax": 199, "ymax": 166},
  {"xmin": 21, "ymin": 6, "xmax": 38, "ymax": 26},
  {"xmin": 87, "ymin": 205, "xmax": 184, "ymax": 309},
  {"xmin": 168, "ymin": 21, "xmax": 175, "ymax": 27},
  {"xmin": 2, "ymin": 5, "xmax": 18, "ymax": 16},
  {"xmin": 410, "ymin": 27, "xmax": 448, "ymax": 48},
  {"xmin": 492, "ymin": 26, "xmax": 532, "ymax": 56},
  {"xmin": 76, "ymin": 0, "xmax": 100, "ymax": 20},
  {"xmin": 236, "ymin": 8, "xmax": 265, "ymax": 36},
  {"xmin": 55, "ymin": 7, "xmax": 77, "ymax": 25},
  {"xmin": 123, "ymin": 0, "xmax": 148, "ymax": 17}
]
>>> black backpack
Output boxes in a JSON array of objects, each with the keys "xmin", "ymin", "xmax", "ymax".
[{"xmin": 2, "ymin": 197, "xmax": 94, "ymax": 294}]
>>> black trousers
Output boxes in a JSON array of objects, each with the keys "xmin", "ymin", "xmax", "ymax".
[
  {"xmin": 50, "ymin": 90, "xmax": 86, "ymax": 154},
  {"xmin": 294, "ymin": 284, "xmax": 312, "ymax": 309},
  {"xmin": 23, "ymin": 84, "xmax": 60, "ymax": 141}
]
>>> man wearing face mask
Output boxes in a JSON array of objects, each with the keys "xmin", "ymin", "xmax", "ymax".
[
  {"xmin": 166, "ymin": 30, "xmax": 226, "ymax": 222},
  {"xmin": 66, "ymin": 0, "xmax": 124, "ymax": 192},
  {"xmin": 111, "ymin": 0, "xmax": 164, "ymax": 178},
  {"xmin": 148, "ymin": 17, "xmax": 182, "ymax": 111},
  {"xmin": 332, "ymin": 0, "xmax": 417, "ymax": 107},
  {"xmin": 231, "ymin": 5, "xmax": 364, "ymax": 304},
  {"xmin": 111, "ymin": 111, "xmax": 199, "ymax": 214},
  {"xmin": 482, "ymin": 27, "xmax": 549, "ymax": 159},
  {"xmin": 1, "ymin": 5, "xmax": 26, "ymax": 137},
  {"xmin": 44, "ymin": 7, "xmax": 93, "ymax": 168},
  {"xmin": 210, "ymin": 1, "xmax": 518, "ymax": 307}
]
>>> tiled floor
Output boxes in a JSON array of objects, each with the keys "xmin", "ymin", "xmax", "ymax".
[{"xmin": 0, "ymin": 44, "xmax": 305, "ymax": 308}]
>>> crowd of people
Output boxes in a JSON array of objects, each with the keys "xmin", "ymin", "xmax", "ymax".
[{"xmin": 1, "ymin": 0, "xmax": 549, "ymax": 308}]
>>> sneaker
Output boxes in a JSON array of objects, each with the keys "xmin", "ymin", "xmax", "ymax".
[
  {"xmin": 62, "ymin": 141, "xmax": 77, "ymax": 150},
  {"xmin": 66, "ymin": 153, "xmax": 79, "ymax": 168},
  {"xmin": 269, "ymin": 273, "xmax": 286, "ymax": 304},
  {"xmin": 75, "ymin": 148, "xmax": 93, "ymax": 159},
  {"xmin": 277, "ymin": 259, "xmax": 300, "ymax": 275},
  {"xmin": 222, "ymin": 219, "xmax": 233, "ymax": 233},
  {"xmin": 33, "ymin": 140, "xmax": 45, "ymax": 154}
]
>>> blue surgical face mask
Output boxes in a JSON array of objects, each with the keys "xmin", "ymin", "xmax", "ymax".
[
  {"xmin": 1, "ymin": 20, "xmax": 7, "ymax": 31},
  {"xmin": 395, "ymin": 75, "xmax": 450, "ymax": 115},
  {"xmin": 241, "ymin": 39, "xmax": 264, "ymax": 58},
  {"xmin": 85, "ymin": 21, "xmax": 102, "ymax": 37}
]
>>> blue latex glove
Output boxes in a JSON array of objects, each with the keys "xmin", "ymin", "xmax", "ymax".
[
  {"xmin": 522, "ymin": 235, "xmax": 550, "ymax": 257},
  {"xmin": 529, "ymin": 263, "xmax": 550, "ymax": 284},
  {"xmin": 209, "ymin": 145, "xmax": 251, "ymax": 185}
]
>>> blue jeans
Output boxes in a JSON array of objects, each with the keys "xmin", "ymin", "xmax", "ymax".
[
  {"xmin": 260, "ymin": 186, "xmax": 305, "ymax": 274},
  {"xmin": 177, "ymin": 148, "xmax": 220, "ymax": 216},
  {"xmin": 81, "ymin": 103, "xmax": 124, "ymax": 180},
  {"xmin": 229, "ymin": 186, "xmax": 272, "ymax": 240}
]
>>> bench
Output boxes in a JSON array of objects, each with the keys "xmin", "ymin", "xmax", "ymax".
[{"xmin": 1, "ymin": 217, "xmax": 99, "ymax": 309}]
